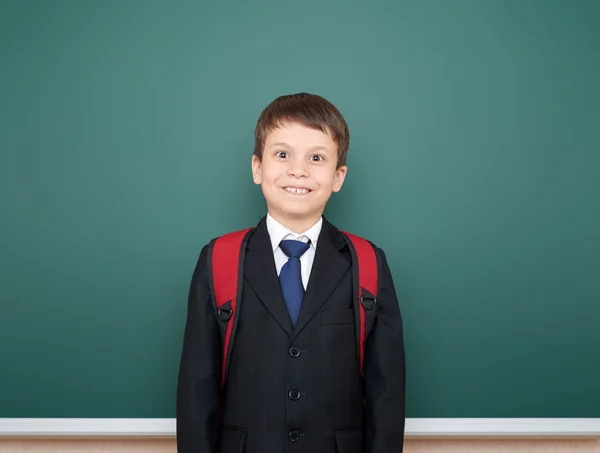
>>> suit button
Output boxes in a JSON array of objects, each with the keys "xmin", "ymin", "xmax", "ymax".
[
  {"xmin": 289, "ymin": 347, "xmax": 300, "ymax": 357},
  {"xmin": 288, "ymin": 389, "xmax": 300, "ymax": 400},
  {"xmin": 288, "ymin": 430, "xmax": 300, "ymax": 442}
]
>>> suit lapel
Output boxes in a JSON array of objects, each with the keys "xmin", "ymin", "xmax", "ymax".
[
  {"xmin": 244, "ymin": 217, "xmax": 294, "ymax": 337},
  {"xmin": 292, "ymin": 217, "xmax": 350, "ymax": 339}
]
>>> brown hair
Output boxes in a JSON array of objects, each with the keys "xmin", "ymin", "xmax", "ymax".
[{"xmin": 254, "ymin": 93, "xmax": 350, "ymax": 168}]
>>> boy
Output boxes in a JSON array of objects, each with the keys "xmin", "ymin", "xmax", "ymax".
[{"xmin": 177, "ymin": 93, "xmax": 406, "ymax": 453}]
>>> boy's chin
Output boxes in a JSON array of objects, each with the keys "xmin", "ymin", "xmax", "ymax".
[{"xmin": 270, "ymin": 204, "xmax": 325, "ymax": 219}]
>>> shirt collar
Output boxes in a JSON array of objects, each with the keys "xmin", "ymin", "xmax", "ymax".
[{"xmin": 266, "ymin": 213, "xmax": 322, "ymax": 252}]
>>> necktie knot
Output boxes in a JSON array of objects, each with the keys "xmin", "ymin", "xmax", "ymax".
[{"xmin": 279, "ymin": 239, "xmax": 310, "ymax": 259}]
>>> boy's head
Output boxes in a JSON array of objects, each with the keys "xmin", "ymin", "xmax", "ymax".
[{"xmin": 251, "ymin": 93, "xmax": 349, "ymax": 230}]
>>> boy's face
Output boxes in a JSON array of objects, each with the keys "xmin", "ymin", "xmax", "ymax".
[{"xmin": 252, "ymin": 122, "xmax": 347, "ymax": 227}]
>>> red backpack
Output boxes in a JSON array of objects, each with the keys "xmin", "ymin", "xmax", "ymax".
[{"xmin": 208, "ymin": 227, "xmax": 380, "ymax": 387}]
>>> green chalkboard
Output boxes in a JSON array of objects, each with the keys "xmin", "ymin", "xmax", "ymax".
[{"xmin": 1, "ymin": 0, "xmax": 599, "ymax": 418}]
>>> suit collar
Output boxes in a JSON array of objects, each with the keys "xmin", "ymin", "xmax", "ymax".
[
  {"xmin": 292, "ymin": 217, "xmax": 350, "ymax": 337},
  {"xmin": 245, "ymin": 216, "xmax": 294, "ymax": 335},
  {"xmin": 245, "ymin": 215, "xmax": 349, "ymax": 338}
]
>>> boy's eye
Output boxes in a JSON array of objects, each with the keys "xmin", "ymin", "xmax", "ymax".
[
  {"xmin": 276, "ymin": 151, "xmax": 289, "ymax": 159},
  {"xmin": 310, "ymin": 155, "xmax": 324, "ymax": 162}
]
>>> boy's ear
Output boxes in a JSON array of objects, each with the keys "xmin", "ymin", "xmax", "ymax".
[
  {"xmin": 332, "ymin": 165, "xmax": 347, "ymax": 193},
  {"xmin": 251, "ymin": 155, "xmax": 262, "ymax": 185}
]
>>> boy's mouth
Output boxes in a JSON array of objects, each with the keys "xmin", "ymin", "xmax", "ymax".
[{"xmin": 283, "ymin": 186, "xmax": 312, "ymax": 195}]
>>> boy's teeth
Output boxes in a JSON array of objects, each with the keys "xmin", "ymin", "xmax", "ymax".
[{"xmin": 285, "ymin": 187, "xmax": 309, "ymax": 194}]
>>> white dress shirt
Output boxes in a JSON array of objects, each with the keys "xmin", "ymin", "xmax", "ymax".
[{"xmin": 266, "ymin": 213, "xmax": 323, "ymax": 290}]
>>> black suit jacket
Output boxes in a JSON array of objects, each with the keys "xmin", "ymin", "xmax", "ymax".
[{"xmin": 177, "ymin": 216, "xmax": 406, "ymax": 453}]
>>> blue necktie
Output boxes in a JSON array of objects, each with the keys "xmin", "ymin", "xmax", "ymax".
[{"xmin": 279, "ymin": 239, "xmax": 310, "ymax": 326}]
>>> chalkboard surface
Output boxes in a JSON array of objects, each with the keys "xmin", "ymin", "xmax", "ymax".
[{"xmin": 1, "ymin": 0, "xmax": 598, "ymax": 417}]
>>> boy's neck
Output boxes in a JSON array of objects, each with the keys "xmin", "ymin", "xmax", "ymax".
[{"xmin": 268, "ymin": 211, "xmax": 323, "ymax": 234}]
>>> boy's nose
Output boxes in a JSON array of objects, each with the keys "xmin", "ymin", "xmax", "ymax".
[{"xmin": 288, "ymin": 162, "xmax": 309, "ymax": 178}]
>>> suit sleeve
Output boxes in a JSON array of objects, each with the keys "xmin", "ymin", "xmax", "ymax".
[
  {"xmin": 177, "ymin": 244, "xmax": 222, "ymax": 453},
  {"xmin": 363, "ymin": 247, "xmax": 406, "ymax": 453}
]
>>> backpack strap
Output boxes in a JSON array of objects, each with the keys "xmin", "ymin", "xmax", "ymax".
[
  {"xmin": 340, "ymin": 232, "xmax": 381, "ymax": 373},
  {"xmin": 207, "ymin": 227, "xmax": 254, "ymax": 386}
]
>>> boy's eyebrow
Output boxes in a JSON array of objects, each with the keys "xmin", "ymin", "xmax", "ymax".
[
  {"xmin": 268, "ymin": 142, "xmax": 331, "ymax": 153},
  {"xmin": 268, "ymin": 142, "xmax": 292, "ymax": 149},
  {"xmin": 307, "ymin": 145, "xmax": 331, "ymax": 153}
]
